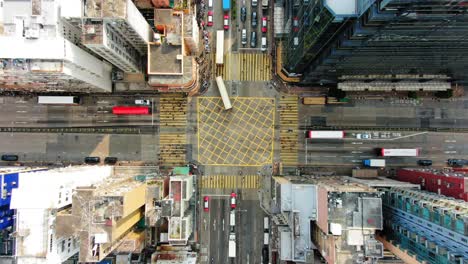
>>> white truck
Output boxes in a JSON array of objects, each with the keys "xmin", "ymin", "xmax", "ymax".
[
  {"xmin": 363, "ymin": 159, "xmax": 386, "ymax": 167},
  {"xmin": 229, "ymin": 233, "xmax": 236, "ymax": 258},
  {"xmin": 263, "ymin": 233, "xmax": 269, "ymax": 245}
]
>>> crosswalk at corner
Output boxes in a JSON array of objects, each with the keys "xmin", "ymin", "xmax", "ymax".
[
  {"xmin": 212, "ymin": 53, "xmax": 272, "ymax": 81},
  {"xmin": 201, "ymin": 175, "xmax": 261, "ymax": 189}
]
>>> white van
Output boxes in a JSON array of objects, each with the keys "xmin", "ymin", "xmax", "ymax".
[
  {"xmin": 208, "ymin": 0, "xmax": 213, "ymax": 8},
  {"xmin": 261, "ymin": 37, "xmax": 267, "ymax": 51},
  {"xmin": 241, "ymin": 29, "xmax": 247, "ymax": 45}
]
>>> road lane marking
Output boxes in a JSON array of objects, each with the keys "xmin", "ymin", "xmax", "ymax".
[{"xmin": 16, "ymin": 110, "xmax": 27, "ymax": 113}]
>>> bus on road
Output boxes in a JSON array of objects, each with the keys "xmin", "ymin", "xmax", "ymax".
[
  {"xmin": 216, "ymin": 30, "xmax": 224, "ymax": 65},
  {"xmin": 112, "ymin": 106, "xmax": 150, "ymax": 115},
  {"xmin": 307, "ymin": 130, "xmax": 344, "ymax": 139},
  {"xmin": 38, "ymin": 96, "xmax": 80, "ymax": 105},
  {"xmin": 215, "ymin": 76, "xmax": 232, "ymax": 110},
  {"xmin": 379, "ymin": 148, "xmax": 419, "ymax": 157}
]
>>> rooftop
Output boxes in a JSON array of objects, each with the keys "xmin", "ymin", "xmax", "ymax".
[
  {"xmin": 148, "ymin": 10, "xmax": 183, "ymax": 75},
  {"xmin": 401, "ymin": 168, "xmax": 468, "ymax": 179}
]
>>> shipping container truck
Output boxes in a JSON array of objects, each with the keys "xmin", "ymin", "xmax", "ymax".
[
  {"xmin": 363, "ymin": 159, "xmax": 386, "ymax": 167},
  {"xmin": 379, "ymin": 148, "xmax": 419, "ymax": 157},
  {"xmin": 302, "ymin": 97, "xmax": 326, "ymax": 105},
  {"xmin": 229, "ymin": 233, "xmax": 236, "ymax": 258},
  {"xmin": 216, "ymin": 31, "xmax": 224, "ymax": 65},
  {"xmin": 223, "ymin": 0, "xmax": 230, "ymax": 11},
  {"xmin": 230, "ymin": 211, "xmax": 235, "ymax": 227},
  {"xmin": 307, "ymin": 130, "xmax": 344, "ymax": 139},
  {"xmin": 352, "ymin": 169, "xmax": 378, "ymax": 178},
  {"xmin": 38, "ymin": 96, "xmax": 80, "ymax": 105}
]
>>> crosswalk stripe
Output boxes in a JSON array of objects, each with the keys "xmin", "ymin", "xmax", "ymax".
[
  {"xmin": 201, "ymin": 175, "xmax": 261, "ymax": 189},
  {"xmin": 279, "ymin": 96, "xmax": 298, "ymax": 165}
]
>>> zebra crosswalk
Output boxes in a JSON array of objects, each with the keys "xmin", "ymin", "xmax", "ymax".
[
  {"xmin": 212, "ymin": 53, "xmax": 272, "ymax": 81},
  {"xmin": 201, "ymin": 175, "xmax": 261, "ymax": 189},
  {"xmin": 279, "ymin": 96, "xmax": 299, "ymax": 166}
]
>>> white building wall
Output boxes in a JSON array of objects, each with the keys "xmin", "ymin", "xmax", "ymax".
[
  {"xmin": 125, "ymin": 0, "xmax": 151, "ymax": 44},
  {"xmin": 10, "ymin": 166, "xmax": 113, "ymax": 263}
]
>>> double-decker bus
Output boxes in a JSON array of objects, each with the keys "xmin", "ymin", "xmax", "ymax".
[{"xmin": 112, "ymin": 106, "xmax": 150, "ymax": 115}]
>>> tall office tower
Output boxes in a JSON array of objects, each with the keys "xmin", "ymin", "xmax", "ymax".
[
  {"xmin": 280, "ymin": 0, "xmax": 468, "ymax": 89},
  {"xmin": 382, "ymin": 187, "xmax": 468, "ymax": 263},
  {"xmin": 62, "ymin": 0, "xmax": 153, "ymax": 73},
  {"xmin": 0, "ymin": 0, "xmax": 113, "ymax": 93}
]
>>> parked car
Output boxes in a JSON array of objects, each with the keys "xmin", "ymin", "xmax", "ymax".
[
  {"xmin": 251, "ymin": 11, "xmax": 257, "ymax": 27},
  {"xmin": 241, "ymin": 6, "xmax": 247, "ymax": 22},
  {"xmin": 252, "ymin": 0, "xmax": 257, "ymax": 6},
  {"xmin": 207, "ymin": 11, "xmax": 214, "ymax": 26},
  {"xmin": 203, "ymin": 196, "xmax": 210, "ymax": 212},
  {"xmin": 261, "ymin": 37, "xmax": 267, "ymax": 51},
  {"xmin": 135, "ymin": 99, "xmax": 150, "ymax": 105},
  {"xmin": 261, "ymin": 17, "xmax": 267, "ymax": 33},
  {"xmin": 104, "ymin": 157, "xmax": 118, "ymax": 165},
  {"xmin": 293, "ymin": 17, "xmax": 299, "ymax": 32},
  {"xmin": 230, "ymin": 192, "xmax": 237, "ymax": 209},
  {"xmin": 1, "ymin": 154, "xmax": 18, "ymax": 162},
  {"xmin": 417, "ymin": 160, "xmax": 432, "ymax": 166},
  {"xmin": 223, "ymin": 14, "xmax": 229, "ymax": 30},
  {"xmin": 447, "ymin": 159, "xmax": 468, "ymax": 167},
  {"xmin": 84, "ymin": 157, "xmax": 100, "ymax": 164},
  {"xmin": 208, "ymin": 0, "xmax": 213, "ymax": 8},
  {"xmin": 356, "ymin": 133, "xmax": 371, "ymax": 139},
  {"xmin": 250, "ymin": 31, "xmax": 257, "ymax": 47},
  {"xmin": 241, "ymin": 29, "xmax": 247, "ymax": 45}
]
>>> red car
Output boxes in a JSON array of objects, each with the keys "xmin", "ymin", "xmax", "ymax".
[
  {"xmin": 223, "ymin": 14, "xmax": 229, "ymax": 30},
  {"xmin": 207, "ymin": 11, "xmax": 213, "ymax": 26},
  {"xmin": 261, "ymin": 17, "xmax": 267, "ymax": 33},
  {"xmin": 203, "ymin": 196, "xmax": 209, "ymax": 212},
  {"xmin": 230, "ymin": 192, "xmax": 237, "ymax": 209},
  {"xmin": 293, "ymin": 17, "xmax": 299, "ymax": 32}
]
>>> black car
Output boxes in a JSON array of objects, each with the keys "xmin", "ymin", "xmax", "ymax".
[
  {"xmin": 418, "ymin": 160, "xmax": 432, "ymax": 166},
  {"xmin": 241, "ymin": 6, "xmax": 247, "ymax": 22},
  {"xmin": 84, "ymin": 156, "xmax": 101, "ymax": 164},
  {"xmin": 251, "ymin": 11, "xmax": 257, "ymax": 27},
  {"xmin": 447, "ymin": 159, "xmax": 468, "ymax": 167},
  {"xmin": 250, "ymin": 31, "xmax": 257, "ymax": 48},
  {"xmin": 104, "ymin": 157, "xmax": 118, "ymax": 165},
  {"xmin": 1, "ymin": 154, "xmax": 18, "ymax": 162}
]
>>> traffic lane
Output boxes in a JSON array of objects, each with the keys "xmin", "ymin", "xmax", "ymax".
[
  {"xmin": 209, "ymin": 198, "xmax": 229, "ymax": 264},
  {"xmin": 304, "ymin": 132, "xmax": 468, "ymax": 165},
  {"xmin": 239, "ymin": 194, "xmax": 262, "ymax": 264},
  {"xmin": 0, "ymin": 97, "xmax": 156, "ymax": 127},
  {"xmin": 0, "ymin": 133, "xmax": 158, "ymax": 163}
]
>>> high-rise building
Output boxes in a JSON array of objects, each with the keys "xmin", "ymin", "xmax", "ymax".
[
  {"xmin": 57, "ymin": 177, "xmax": 147, "ymax": 263},
  {"xmin": 62, "ymin": 0, "xmax": 153, "ymax": 73},
  {"xmin": 280, "ymin": 0, "xmax": 468, "ymax": 88},
  {"xmin": 9, "ymin": 166, "xmax": 112, "ymax": 264},
  {"xmin": 0, "ymin": 0, "xmax": 112, "ymax": 93},
  {"xmin": 272, "ymin": 176, "xmax": 384, "ymax": 263},
  {"xmin": 382, "ymin": 187, "xmax": 468, "ymax": 263},
  {"xmin": 396, "ymin": 168, "xmax": 468, "ymax": 202}
]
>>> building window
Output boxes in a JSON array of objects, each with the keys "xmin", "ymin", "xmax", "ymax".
[{"xmin": 61, "ymin": 240, "xmax": 65, "ymax": 252}]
